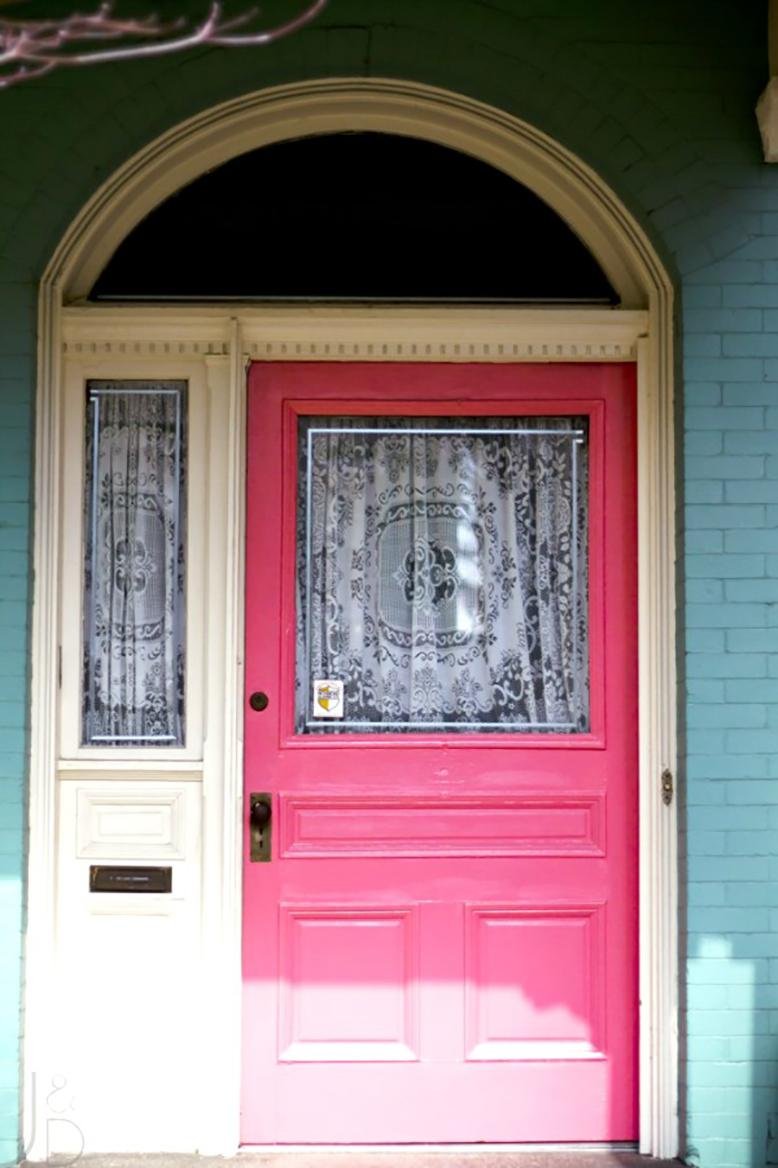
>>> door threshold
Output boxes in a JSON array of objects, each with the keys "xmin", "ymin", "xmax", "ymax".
[
  {"xmin": 238, "ymin": 1146, "xmax": 640, "ymax": 1155},
  {"xmin": 22, "ymin": 1151, "xmax": 679, "ymax": 1168}
]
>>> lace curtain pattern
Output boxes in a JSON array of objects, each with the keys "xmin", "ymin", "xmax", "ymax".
[
  {"xmin": 82, "ymin": 381, "xmax": 186, "ymax": 745},
  {"xmin": 296, "ymin": 416, "xmax": 588, "ymax": 733}
]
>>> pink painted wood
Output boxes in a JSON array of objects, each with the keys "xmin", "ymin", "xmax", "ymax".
[{"xmin": 242, "ymin": 363, "xmax": 638, "ymax": 1144}]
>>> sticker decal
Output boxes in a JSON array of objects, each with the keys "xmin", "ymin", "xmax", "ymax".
[{"xmin": 313, "ymin": 679, "xmax": 344, "ymax": 719}]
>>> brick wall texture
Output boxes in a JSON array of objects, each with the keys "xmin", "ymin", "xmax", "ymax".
[{"xmin": 0, "ymin": 0, "xmax": 774, "ymax": 1165}]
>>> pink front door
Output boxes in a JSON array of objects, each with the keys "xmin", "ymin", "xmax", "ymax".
[{"xmin": 242, "ymin": 362, "xmax": 637, "ymax": 1144}]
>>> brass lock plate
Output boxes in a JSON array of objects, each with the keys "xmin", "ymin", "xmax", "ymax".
[{"xmin": 250, "ymin": 792, "xmax": 272, "ymax": 862}]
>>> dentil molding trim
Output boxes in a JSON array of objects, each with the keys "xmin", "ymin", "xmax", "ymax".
[{"xmin": 62, "ymin": 306, "xmax": 648, "ymax": 363}]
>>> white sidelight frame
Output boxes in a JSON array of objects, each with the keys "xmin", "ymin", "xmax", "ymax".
[{"xmin": 27, "ymin": 80, "xmax": 678, "ymax": 1157}]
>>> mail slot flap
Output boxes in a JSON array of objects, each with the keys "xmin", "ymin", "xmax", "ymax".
[{"xmin": 89, "ymin": 864, "xmax": 172, "ymax": 893}]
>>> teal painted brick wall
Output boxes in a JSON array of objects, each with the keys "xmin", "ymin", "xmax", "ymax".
[
  {"xmin": 0, "ymin": 260, "xmax": 32, "ymax": 1168},
  {"xmin": 0, "ymin": 1, "xmax": 774, "ymax": 1164}
]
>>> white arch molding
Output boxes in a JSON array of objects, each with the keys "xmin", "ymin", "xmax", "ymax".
[{"xmin": 28, "ymin": 79, "xmax": 677, "ymax": 1157}]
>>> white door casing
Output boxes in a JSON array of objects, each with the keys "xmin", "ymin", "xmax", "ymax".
[{"xmin": 27, "ymin": 80, "xmax": 677, "ymax": 1156}]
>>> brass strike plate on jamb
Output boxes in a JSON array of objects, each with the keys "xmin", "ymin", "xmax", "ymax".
[{"xmin": 661, "ymin": 769, "xmax": 674, "ymax": 806}]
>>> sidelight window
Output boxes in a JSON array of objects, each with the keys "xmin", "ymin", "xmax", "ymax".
[{"xmin": 81, "ymin": 380, "xmax": 187, "ymax": 746}]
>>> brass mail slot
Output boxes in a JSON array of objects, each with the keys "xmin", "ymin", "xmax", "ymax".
[{"xmin": 89, "ymin": 865, "xmax": 172, "ymax": 893}]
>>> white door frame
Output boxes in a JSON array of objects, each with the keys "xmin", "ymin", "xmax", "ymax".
[{"xmin": 27, "ymin": 80, "xmax": 678, "ymax": 1157}]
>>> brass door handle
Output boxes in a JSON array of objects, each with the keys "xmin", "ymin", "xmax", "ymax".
[{"xmin": 249, "ymin": 793, "xmax": 272, "ymax": 862}]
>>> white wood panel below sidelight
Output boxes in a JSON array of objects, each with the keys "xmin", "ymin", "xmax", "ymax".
[{"xmin": 49, "ymin": 779, "xmax": 203, "ymax": 1153}]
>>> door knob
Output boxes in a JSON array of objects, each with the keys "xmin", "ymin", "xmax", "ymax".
[
  {"xmin": 249, "ymin": 691, "xmax": 269, "ymax": 712},
  {"xmin": 249, "ymin": 792, "xmax": 272, "ymax": 863}
]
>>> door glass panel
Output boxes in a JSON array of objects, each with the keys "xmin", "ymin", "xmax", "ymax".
[
  {"xmin": 296, "ymin": 416, "xmax": 588, "ymax": 734},
  {"xmin": 82, "ymin": 380, "xmax": 187, "ymax": 746}
]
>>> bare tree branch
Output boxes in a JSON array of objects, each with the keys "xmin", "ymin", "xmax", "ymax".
[{"xmin": 0, "ymin": 0, "xmax": 327, "ymax": 88}]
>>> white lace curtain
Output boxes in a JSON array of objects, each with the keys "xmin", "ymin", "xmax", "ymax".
[
  {"xmin": 82, "ymin": 381, "xmax": 186, "ymax": 745},
  {"xmin": 297, "ymin": 416, "xmax": 588, "ymax": 733}
]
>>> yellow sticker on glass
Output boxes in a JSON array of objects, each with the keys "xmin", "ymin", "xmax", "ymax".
[{"xmin": 313, "ymin": 679, "xmax": 344, "ymax": 719}]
